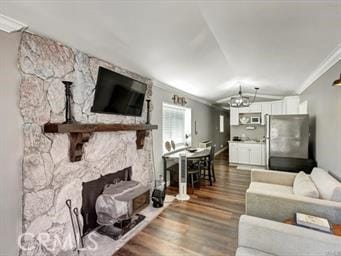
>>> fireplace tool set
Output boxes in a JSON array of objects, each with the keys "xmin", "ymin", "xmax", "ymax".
[{"xmin": 66, "ymin": 199, "xmax": 84, "ymax": 254}]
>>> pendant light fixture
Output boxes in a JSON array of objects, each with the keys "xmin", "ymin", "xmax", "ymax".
[
  {"xmin": 332, "ymin": 73, "xmax": 341, "ymax": 87},
  {"xmin": 229, "ymin": 85, "xmax": 259, "ymax": 108}
]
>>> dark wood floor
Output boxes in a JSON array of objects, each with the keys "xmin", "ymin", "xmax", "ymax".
[{"xmin": 115, "ymin": 151, "xmax": 251, "ymax": 256}]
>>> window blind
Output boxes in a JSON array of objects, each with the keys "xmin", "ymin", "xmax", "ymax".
[{"xmin": 163, "ymin": 105, "xmax": 186, "ymax": 145}]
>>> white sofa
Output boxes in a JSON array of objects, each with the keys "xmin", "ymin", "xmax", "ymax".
[
  {"xmin": 246, "ymin": 168, "xmax": 341, "ymax": 224},
  {"xmin": 237, "ymin": 215, "xmax": 341, "ymax": 256}
]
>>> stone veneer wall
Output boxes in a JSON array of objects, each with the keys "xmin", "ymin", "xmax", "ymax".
[{"xmin": 19, "ymin": 32, "xmax": 154, "ymax": 256}]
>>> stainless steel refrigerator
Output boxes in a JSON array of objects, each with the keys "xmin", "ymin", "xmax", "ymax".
[{"xmin": 265, "ymin": 114, "xmax": 310, "ymax": 170}]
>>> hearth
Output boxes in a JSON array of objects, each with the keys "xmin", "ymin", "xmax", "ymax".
[
  {"xmin": 81, "ymin": 166, "xmax": 150, "ymax": 241},
  {"xmin": 97, "ymin": 213, "xmax": 146, "ymax": 240}
]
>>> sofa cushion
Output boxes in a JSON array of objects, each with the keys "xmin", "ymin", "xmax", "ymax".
[
  {"xmin": 311, "ymin": 168, "xmax": 341, "ymax": 202},
  {"xmin": 332, "ymin": 187, "xmax": 341, "ymax": 202},
  {"xmin": 293, "ymin": 171, "xmax": 319, "ymax": 198},
  {"xmin": 249, "ymin": 182, "xmax": 293, "ymax": 195},
  {"xmin": 238, "ymin": 215, "xmax": 341, "ymax": 256},
  {"xmin": 236, "ymin": 247, "xmax": 274, "ymax": 256}
]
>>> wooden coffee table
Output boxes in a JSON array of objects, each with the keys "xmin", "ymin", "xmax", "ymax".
[{"xmin": 284, "ymin": 218, "xmax": 341, "ymax": 236}]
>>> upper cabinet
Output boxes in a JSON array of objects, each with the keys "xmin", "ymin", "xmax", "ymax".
[
  {"xmin": 238, "ymin": 107, "xmax": 249, "ymax": 114},
  {"xmin": 249, "ymin": 103, "xmax": 262, "ymax": 113},
  {"xmin": 270, "ymin": 97, "xmax": 300, "ymax": 116},
  {"xmin": 270, "ymin": 101, "xmax": 283, "ymax": 115},
  {"xmin": 233, "ymin": 103, "xmax": 262, "ymax": 115},
  {"xmin": 230, "ymin": 107, "xmax": 239, "ymax": 125},
  {"xmin": 261, "ymin": 102, "xmax": 271, "ymax": 125},
  {"xmin": 229, "ymin": 96, "xmax": 301, "ymax": 126},
  {"xmin": 299, "ymin": 100, "xmax": 308, "ymax": 114},
  {"xmin": 283, "ymin": 96, "xmax": 300, "ymax": 115}
]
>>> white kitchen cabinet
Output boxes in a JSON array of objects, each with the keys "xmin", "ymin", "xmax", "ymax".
[
  {"xmin": 271, "ymin": 101, "xmax": 283, "ymax": 115},
  {"xmin": 299, "ymin": 100, "xmax": 308, "ymax": 114},
  {"xmin": 261, "ymin": 102, "xmax": 271, "ymax": 125},
  {"xmin": 249, "ymin": 103, "xmax": 262, "ymax": 113},
  {"xmin": 230, "ymin": 142, "xmax": 265, "ymax": 166},
  {"xmin": 238, "ymin": 107, "xmax": 249, "ymax": 114},
  {"xmin": 249, "ymin": 144, "xmax": 262, "ymax": 165},
  {"xmin": 231, "ymin": 98, "xmax": 301, "ymax": 126},
  {"xmin": 229, "ymin": 142, "xmax": 239, "ymax": 163},
  {"xmin": 238, "ymin": 103, "xmax": 262, "ymax": 114},
  {"xmin": 283, "ymin": 96, "xmax": 300, "ymax": 114},
  {"xmin": 238, "ymin": 145, "xmax": 251, "ymax": 164},
  {"xmin": 230, "ymin": 107, "xmax": 239, "ymax": 125}
]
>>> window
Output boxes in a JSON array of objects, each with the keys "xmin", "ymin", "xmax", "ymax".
[
  {"xmin": 220, "ymin": 115, "xmax": 224, "ymax": 133},
  {"xmin": 162, "ymin": 103, "xmax": 191, "ymax": 151}
]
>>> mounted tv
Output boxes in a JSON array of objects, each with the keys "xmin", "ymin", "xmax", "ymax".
[{"xmin": 91, "ymin": 67, "xmax": 147, "ymax": 117}]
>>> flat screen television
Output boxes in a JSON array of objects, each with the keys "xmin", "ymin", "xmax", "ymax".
[{"xmin": 91, "ymin": 67, "xmax": 147, "ymax": 116}]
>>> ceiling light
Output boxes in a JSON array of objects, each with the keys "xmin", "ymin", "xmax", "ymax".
[
  {"xmin": 332, "ymin": 73, "xmax": 341, "ymax": 87},
  {"xmin": 0, "ymin": 14, "xmax": 27, "ymax": 33},
  {"xmin": 229, "ymin": 85, "xmax": 259, "ymax": 108}
]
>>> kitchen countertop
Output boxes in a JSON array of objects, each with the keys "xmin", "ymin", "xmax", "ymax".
[{"xmin": 228, "ymin": 140, "xmax": 265, "ymax": 144}]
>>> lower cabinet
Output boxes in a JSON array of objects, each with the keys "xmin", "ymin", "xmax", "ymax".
[
  {"xmin": 238, "ymin": 145, "xmax": 252, "ymax": 164},
  {"xmin": 248, "ymin": 145, "xmax": 262, "ymax": 165},
  {"xmin": 229, "ymin": 143, "xmax": 239, "ymax": 163},
  {"xmin": 229, "ymin": 142, "xmax": 265, "ymax": 166}
]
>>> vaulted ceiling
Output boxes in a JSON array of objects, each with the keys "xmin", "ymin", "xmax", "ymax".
[{"xmin": 1, "ymin": 1, "xmax": 341, "ymax": 102}]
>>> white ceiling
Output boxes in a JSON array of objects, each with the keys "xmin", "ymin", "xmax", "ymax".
[{"xmin": 1, "ymin": 1, "xmax": 341, "ymax": 103}]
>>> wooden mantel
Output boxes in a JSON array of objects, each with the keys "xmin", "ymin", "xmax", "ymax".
[{"xmin": 44, "ymin": 123, "xmax": 158, "ymax": 162}]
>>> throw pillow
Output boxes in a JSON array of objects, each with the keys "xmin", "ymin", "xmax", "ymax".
[
  {"xmin": 310, "ymin": 167, "xmax": 341, "ymax": 202},
  {"xmin": 293, "ymin": 171, "xmax": 319, "ymax": 198}
]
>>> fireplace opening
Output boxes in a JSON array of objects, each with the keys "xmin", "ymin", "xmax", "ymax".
[
  {"xmin": 81, "ymin": 166, "xmax": 150, "ymax": 239},
  {"xmin": 81, "ymin": 167, "xmax": 132, "ymax": 235}
]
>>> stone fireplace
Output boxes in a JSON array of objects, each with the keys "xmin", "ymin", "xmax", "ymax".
[{"xmin": 19, "ymin": 32, "xmax": 154, "ymax": 256}]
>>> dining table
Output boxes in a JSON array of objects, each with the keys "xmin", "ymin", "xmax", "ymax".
[{"xmin": 162, "ymin": 147, "xmax": 211, "ymax": 191}]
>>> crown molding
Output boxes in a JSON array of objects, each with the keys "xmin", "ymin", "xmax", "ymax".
[
  {"xmin": 153, "ymin": 80, "xmax": 212, "ymax": 106},
  {"xmin": 0, "ymin": 14, "xmax": 27, "ymax": 33},
  {"xmin": 297, "ymin": 44, "xmax": 341, "ymax": 94}
]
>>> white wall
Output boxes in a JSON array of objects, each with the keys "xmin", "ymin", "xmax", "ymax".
[
  {"xmin": 0, "ymin": 31, "xmax": 23, "ymax": 255},
  {"xmin": 151, "ymin": 84, "xmax": 229, "ymax": 176},
  {"xmin": 300, "ymin": 60, "xmax": 341, "ymax": 180}
]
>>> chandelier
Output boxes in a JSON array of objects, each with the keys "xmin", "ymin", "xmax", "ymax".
[{"xmin": 229, "ymin": 85, "xmax": 259, "ymax": 108}]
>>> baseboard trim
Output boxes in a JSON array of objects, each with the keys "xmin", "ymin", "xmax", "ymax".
[
  {"xmin": 237, "ymin": 164, "xmax": 265, "ymax": 171},
  {"xmin": 215, "ymin": 146, "xmax": 227, "ymax": 156}
]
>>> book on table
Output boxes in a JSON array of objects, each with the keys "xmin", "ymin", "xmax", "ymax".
[{"xmin": 296, "ymin": 213, "xmax": 331, "ymax": 233}]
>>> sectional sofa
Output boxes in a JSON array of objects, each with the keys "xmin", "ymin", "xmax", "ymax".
[{"xmin": 236, "ymin": 167, "xmax": 341, "ymax": 256}]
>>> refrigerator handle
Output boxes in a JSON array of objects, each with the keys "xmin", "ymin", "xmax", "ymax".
[{"xmin": 265, "ymin": 114, "xmax": 270, "ymax": 170}]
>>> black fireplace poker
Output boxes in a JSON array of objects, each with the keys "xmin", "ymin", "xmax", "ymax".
[
  {"xmin": 65, "ymin": 199, "xmax": 79, "ymax": 253},
  {"xmin": 62, "ymin": 81, "xmax": 73, "ymax": 124}
]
